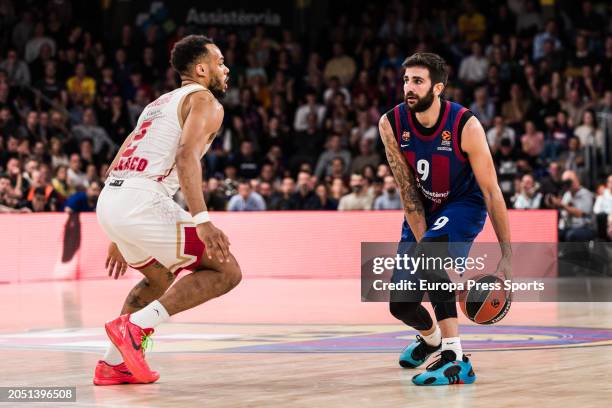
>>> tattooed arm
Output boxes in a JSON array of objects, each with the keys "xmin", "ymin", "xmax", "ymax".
[{"xmin": 379, "ymin": 115, "xmax": 427, "ymax": 242}]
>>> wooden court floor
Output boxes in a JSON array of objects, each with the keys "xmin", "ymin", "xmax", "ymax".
[{"xmin": 1, "ymin": 279, "xmax": 611, "ymax": 407}]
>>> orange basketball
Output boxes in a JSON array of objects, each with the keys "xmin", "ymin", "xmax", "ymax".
[{"xmin": 459, "ymin": 275, "xmax": 511, "ymax": 325}]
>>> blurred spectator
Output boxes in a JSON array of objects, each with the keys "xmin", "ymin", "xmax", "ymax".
[
  {"xmin": 323, "ymin": 42, "xmax": 356, "ymax": 86},
  {"xmin": 227, "ymin": 180, "xmax": 266, "ymax": 211},
  {"xmin": 561, "ymin": 89, "xmax": 588, "ymax": 128},
  {"xmin": 515, "ymin": 0, "xmax": 543, "ymax": 33},
  {"xmin": 24, "ymin": 22, "xmax": 55, "ymax": 63},
  {"xmin": 520, "ymin": 121, "xmax": 544, "ymax": 161},
  {"xmin": 314, "ymin": 135, "xmax": 351, "ymax": 180},
  {"xmin": 64, "ymin": 180, "xmax": 101, "ymax": 213},
  {"xmin": 306, "ymin": 183, "xmax": 338, "ymax": 210},
  {"xmin": 501, "ymin": 84, "xmax": 530, "ymax": 128},
  {"xmin": 532, "ymin": 20, "xmax": 561, "ymax": 61},
  {"xmin": 470, "ymin": 86, "xmax": 495, "ymax": 128},
  {"xmin": 292, "ymin": 171, "xmax": 316, "ymax": 209},
  {"xmin": 293, "ymin": 90, "xmax": 326, "ymax": 132},
  {"xmin": 72, "ymin": 108, "xmax": 115, "ymax": 158},
  {"xmin": 547, "ymin": 170, "xmax": 594, "ymax": 242},
  {"xmin": 540, "ymin": 161, "xmax": 564, "ymax": 204},
  {"xmin": 559, "ymin": 137, "xmax": 585, "ymax": 175},
  {"xmin": 528, "ymin": 84, "xmax": 560, "ymax": 129},
  {"xmin": 573, "ymin": 109, "xmax": 604, "ymax": 152},
  {"xmin": 24, "ymin": 186, "xmax": 54, "ymax": 212},
  {"xmin": 203, "ymin": 178, "xmax": 227, "ymax": 211},
  {"xmin": 338, "ymin": 173, "xmax": 373, "ymax": 210},
  {"xmin": 67, "ymin": 62, "xmax": 96, "ymax": 106},
  {"xmin": 66, "ymin": 153, "xmax": 87, "ymax": 189},
  {"xmin": 51, "ymin": 164, "xmax": 73, "ymax": 202},
  {"xmin": 373, "ymin": 176, "xmax": 401, "ymax": 210},
  {"xmin": 350, "ymin": 138, "xmax": 380, "ymax": 174},
  {"xmin": 323, "ymin": 76, "xmax": 351, "ymax": 105},
  {"xmin": 458, "ymin": 2, "xmax": 486, "ymax": 43},
  {"xmin": 458, "ymin": 42, "xmax": 488, "ymax": 85},
  {"xmin": 514, "ymin": 173, "xmax": 542, "ymax": 209},
  {"xmin": 0, "ymin": 48, "xmax": 30, "ymax": 86},
  {"xmin": 257, "ymin": 181, "xmax": 274, "ymax": 209},
  {"xmin": 594, "ymin": 175, "xmax": 612, "ymax": 215},
  {"xmin": 234, "ymin": 140, "xmax": 261, "ymax": 179},
  {"xmin": 594, "ymin": 175, "xmax": 612, "ymax": 240},
  {"xmin": 486, "ymin": 116, "xmax": 516, "ymax": 153},
  {"xmin": 269, "ymin": 177, "xmax": 297, "ymax": 210}
]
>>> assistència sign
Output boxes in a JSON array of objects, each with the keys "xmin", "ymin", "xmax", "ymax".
[{"xmin": 185, "ymin": 8, "xmax": 282, "ymax": 26}]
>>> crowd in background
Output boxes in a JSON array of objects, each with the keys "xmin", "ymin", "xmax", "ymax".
[{"xmin": 0, "ymin": 0, "xmax": 611, "ymax": 240}]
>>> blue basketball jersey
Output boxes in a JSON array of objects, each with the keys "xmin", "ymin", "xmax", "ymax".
[{"xmin": 385, "ymin": 99, "xmax": 485, "ymax": 215}]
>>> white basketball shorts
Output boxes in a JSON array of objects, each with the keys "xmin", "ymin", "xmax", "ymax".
[{"xmin": 97, "ymin": 177, "xmax": 204, "ymax": 274}]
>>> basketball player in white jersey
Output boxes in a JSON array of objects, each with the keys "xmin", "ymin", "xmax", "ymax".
[{"xmin": 93, "ymin": 35, "xmax": 242, "ymax": 385}]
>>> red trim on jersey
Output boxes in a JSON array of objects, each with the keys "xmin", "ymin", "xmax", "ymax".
[
  {"xmin": 393, "ymin": 105, "xmax": 402, "ymax": 144},
  {"xmin": 431, "ymin": 154, "xmax": 450, "ymax": 212},
  {"xmin": 174, "ymin": 226, "xmax": 206, "ymax": 276},
  {"xmin": 403, "ymin": 151, "xmax": 416, "ymax": 170},
  {"xmin": 407, "ymin": 100, "xmax": 450, "ymax": 141},
  {"xmin": 452, "ymin": 107, "xmax": 468, "ymax": 162}
]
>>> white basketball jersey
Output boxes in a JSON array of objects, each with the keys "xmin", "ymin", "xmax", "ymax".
[{"xmin": 109, "ymin": 83, "xmax": 213, "ymax": 196}]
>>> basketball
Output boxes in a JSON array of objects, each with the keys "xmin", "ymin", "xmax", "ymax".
[{"xmin": 459, "ymin": 275, "xmax": 511, "ymax": 325}]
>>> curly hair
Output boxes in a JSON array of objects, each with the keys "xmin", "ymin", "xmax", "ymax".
[
  {"xmin": 170, "ymin": 35, "xmax": 215, "ymax": 76},
  {"xmin": 402, "ymin": 52, "xmax": 449, "ymax": 87}
]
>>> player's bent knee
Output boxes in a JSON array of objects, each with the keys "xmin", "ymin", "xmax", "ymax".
[
  {"xmin": 389, "ymin": 301, "xmax": 417, "ymax": 320},
  {"xmin": 389, "ymin": 301, "xmax": 433, "ymax": 331},
  {"xmin": 223, "ymin": 262, "xmax": 242, "ymax": 291}
]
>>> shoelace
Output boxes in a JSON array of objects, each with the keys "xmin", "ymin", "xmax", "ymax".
[
  {"xmin": 141, "ymin": 331, "xmax": 154, "ymax": 356},
  {"xmin": 425, "ymin": 351, "xmax": 455, "ymax": 371},
  {"xmin": 411, "ymin": 335, "xmax": 428, "ymax": 359}
]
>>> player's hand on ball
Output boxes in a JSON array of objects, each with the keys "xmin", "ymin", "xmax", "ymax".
[
  {"xmin": 196, "ymin": 222, "xmax": 231, "ymax": 263},
  {"xmin": 106, "ymin": 242, "xmax": 128, "ymax": 279}
]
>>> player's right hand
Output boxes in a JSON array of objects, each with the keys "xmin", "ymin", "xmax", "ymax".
[{"xmin": 196, "ymin": 222, "xmax": 231, "ymax": 263}]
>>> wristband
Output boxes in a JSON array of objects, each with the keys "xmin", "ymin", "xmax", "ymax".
[{"xmin": 192, "ymin": 211, "xmax": 210, "ymax": 225}]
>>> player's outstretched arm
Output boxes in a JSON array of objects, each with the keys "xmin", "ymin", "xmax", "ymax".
[
  {"xmin": 462, "ymin": 116, "xmax": 512, "ymax": 280},
  {"xmin": 176, "ymin": 91, "xmax": 230, "ymax": 262},
  {"xmin": 379, "ymin": 115, "xmax": 427, "ymax": 241}
]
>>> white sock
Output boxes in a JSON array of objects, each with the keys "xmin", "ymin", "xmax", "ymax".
[
  {"xmin": 422, "ymin": 325, "xmax": 442, "ymax": 347},
  {"xmin": 103, "ymin": 343, "xmax": 123, "ymax": 366},
  {"xmin": 129, "ymin": 300, "xmax": 170, "ymax": 329},
  {"xmin": 441, "ymin": 337, "xmax": 462, "ymax": 360}
]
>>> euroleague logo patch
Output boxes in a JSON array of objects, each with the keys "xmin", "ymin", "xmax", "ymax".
[{"xmin": 438, "ymin": 130, "xmax": 452, "ymax": 151}]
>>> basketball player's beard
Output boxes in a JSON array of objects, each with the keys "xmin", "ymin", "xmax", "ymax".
[
  {"xmin": 405, "ymin": 86, "xmax": 435, "ymax": 113},
  {"xmin": 208, "ymin": 76, "xmax": 227, "ymax": 99}
]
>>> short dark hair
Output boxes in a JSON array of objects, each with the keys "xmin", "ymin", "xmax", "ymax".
[
  {"xmin": 170, "ymin": 35, "xmax": 215, "ymax": 76},
  {"xmin": 402, "ymin": 53, "xmax": 448, "ymax": 87}
]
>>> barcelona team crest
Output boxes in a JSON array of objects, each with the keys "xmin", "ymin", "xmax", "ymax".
[
  {"xmin": 402, "ymin": 131, "xmax": 410, "ymax": 141},
  {"xmin": 442, "ymin": 130, "xmax": 451, "ymax": 141}
]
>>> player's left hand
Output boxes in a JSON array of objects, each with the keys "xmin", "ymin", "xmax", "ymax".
[{"xmin": 106, "ymin": 242, "xmax": 128, "ymax": 279}]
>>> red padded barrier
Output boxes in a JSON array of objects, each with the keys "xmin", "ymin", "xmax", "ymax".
[{"xmin": 0, "ymin": 210, "xmax": 557, "ymax": 283}]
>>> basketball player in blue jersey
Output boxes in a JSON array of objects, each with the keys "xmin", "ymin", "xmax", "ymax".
[{"xmin": 378, "ymin": 53, "xmax": 512, "ymax": 385}]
